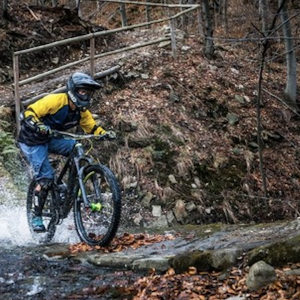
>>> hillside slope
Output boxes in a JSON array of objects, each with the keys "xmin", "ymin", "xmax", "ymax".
[{"xmin": 1, "ymin": 2, "xmax": 300, "ymax": 228}]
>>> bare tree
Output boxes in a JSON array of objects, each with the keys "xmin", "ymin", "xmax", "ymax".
[
  {"xmin": 213, "ymin": 0, "xmax": 228, "ymax": 32},
  {"xmin": 278, "ymin": 0, "xmax": 297, "ymax": 109},
  {"xmin": 202, "ymin": 0, "xmax": 215, "ymax": 58},
  {"xmin": 259, "ymin": 0, "xmax": 269, "ymax": 35}
]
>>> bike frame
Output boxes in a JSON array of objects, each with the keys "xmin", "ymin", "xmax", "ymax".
[{"xmin": 53, "ymin": 137, "xmax": 103, "ymax": 216}]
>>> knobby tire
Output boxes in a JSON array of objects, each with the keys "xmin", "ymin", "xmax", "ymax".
[{"xmin": 74, "ymin": 164, "xmax": 122, "ymax": 246}]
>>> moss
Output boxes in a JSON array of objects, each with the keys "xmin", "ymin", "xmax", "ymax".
[
  {"xmin": 171, "ymin": 250, "xmax": 213, "ymax": 273},
  {"xmin": 248, "ymin": 235, "xmax": 300, "ymax": 266}
]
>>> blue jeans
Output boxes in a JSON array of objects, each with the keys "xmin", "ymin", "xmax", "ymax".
[{"xmin": 19, "ymin": 137, "xmax": 75, "ymax": 181}]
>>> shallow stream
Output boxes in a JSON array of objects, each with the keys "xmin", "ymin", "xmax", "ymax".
[
  {"xmin": 1, "ymin": 202, "xmax": 299, "ymax": 300},
  {"xmin": 0, "ymin": 204, "xmax": 141, "ymax": 300}
]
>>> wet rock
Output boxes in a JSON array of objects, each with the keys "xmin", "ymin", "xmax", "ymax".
[
  {"xmin": 170, "ymin": 248, "xmax": 243, "ymax": 274},
  {"xmin": 87, "ymin": 252, "xmax": 145, "ymax": 269},
  {"xmin": 42, "ymin": 243, "xmax": 71, "ymax": 261},
  {"xmin": 246, "ymin": 260, "xmax": 276, "ymax": 291},
  {"xmin": 171, "ymin": 250, "xmax": 213, "ymax": 273},
  {"xmin": 132, "ymin": 256, "xmax": 173, "ymax": 272},
  {"xmin": 210, "ymin": 248, "xmax": 243, "ymax": 270}
]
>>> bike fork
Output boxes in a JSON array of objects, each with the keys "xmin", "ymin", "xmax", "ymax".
[{"xmin": 77, "ymin": 169, "xmax": 102, "ymax": 208}]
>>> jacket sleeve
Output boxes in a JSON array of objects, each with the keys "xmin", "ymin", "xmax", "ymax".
[
  {"xmin": 23, "ymin": 94, "xmax": 66, "ymax": 122},
  {"xmin": 79, "ymin": 110, "xmax": 106, "ymax": 135}
]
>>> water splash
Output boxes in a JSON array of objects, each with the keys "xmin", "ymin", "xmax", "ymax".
[
  {"xmin": 0, "ymin": 205, "xmax": 31, "ymax": 245},
  {"xmin": 26, "ymin": 277, "xmax": 44, "ymax": 296},
  {"xmin": 0, "ymin": 204, "xmax": 80, "ymax": 246}
]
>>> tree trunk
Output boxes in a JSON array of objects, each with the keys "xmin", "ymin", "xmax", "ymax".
[
  {"xmin": 259, "ymin": 0, "xmax": 269, "ymax": 35},
  {"xmin": 222, "ymin": 0, "xmax": 229, "ymax": 33},
  {"xmin": 278, "ymin": 0, "xmax": 297, "ymax": 109},
  {"xmin": 202, "ymin": 0, "xmax": 215, "ymax": 58}
]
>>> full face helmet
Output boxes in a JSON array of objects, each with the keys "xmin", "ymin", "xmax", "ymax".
[{"xmin": 66, "ymin": 72, "xmax": 102, "ymax": 111}]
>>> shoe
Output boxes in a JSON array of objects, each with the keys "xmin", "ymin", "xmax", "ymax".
[{"xmin": 32, "ymin": 216, "xmax": 46, "ymax": 232}]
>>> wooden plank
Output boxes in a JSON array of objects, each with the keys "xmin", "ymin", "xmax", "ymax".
[{"xmin": 21, "ymin": 66, "xmax": 121, "ymax": 106}]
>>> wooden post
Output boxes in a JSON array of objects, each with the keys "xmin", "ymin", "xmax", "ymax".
[
  {"xmin": 13, "ymin": 54, "xmax": 21, "ymax": 134},
  {"xmin": 90, "ymin": 37, "xmax": 95, "ymax": 77}
]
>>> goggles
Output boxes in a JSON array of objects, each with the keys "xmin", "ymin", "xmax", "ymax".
[{"xmin": 77, "ymin": 88, "xmax": 94, "ymax": 97}]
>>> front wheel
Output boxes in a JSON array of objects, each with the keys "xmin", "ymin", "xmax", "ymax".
[
  {"xmin": 74, "ymin": 164, "xmax": 122, "ymax": 246},
  {"xmin": 26, "ymin": 180, "xmax": 57, "ymax": 243}
]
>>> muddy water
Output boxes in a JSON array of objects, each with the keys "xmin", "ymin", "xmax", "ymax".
[{"xmin": 0, "ymin": 205, "xmax": 141, "ymax": 300}]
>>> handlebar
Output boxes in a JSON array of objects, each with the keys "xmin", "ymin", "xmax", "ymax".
[{"xmin": 52, "ymin": 130, "xmax": 109, "ymax": 141}]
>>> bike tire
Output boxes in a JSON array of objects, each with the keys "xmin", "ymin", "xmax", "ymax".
[
  {"xmin": 74, "ymin": 164, "xmax": 122, "ymax": 246},
  {"xmin": 26, "ymin": 180, "xmax": 57, "ymax": 243}
]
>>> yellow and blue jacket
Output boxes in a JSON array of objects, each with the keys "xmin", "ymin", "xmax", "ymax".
[{"xmin": 18, "ymin": 93, "xmax": 106, "ymax": 145}]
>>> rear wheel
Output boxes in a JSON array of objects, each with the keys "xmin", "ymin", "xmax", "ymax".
[
  {"xmin": 74, "ymin": 164, "xmax": 122, "ymax": 246},
  {"xmin": 26, "ymin": 180, "xmax": 57, "ymax": 243}
]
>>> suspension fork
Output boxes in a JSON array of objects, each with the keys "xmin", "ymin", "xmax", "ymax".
[
  {"xmin": 74, "ymin": 155, "xmax": 96, "ymax": 207},
  {"xmin": 91, "ymin": 169, "xmax": 102, "ymax": 202}
]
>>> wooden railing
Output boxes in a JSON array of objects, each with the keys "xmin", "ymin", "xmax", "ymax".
[{"xmin": 13, "ymin": 1, "xmax": 200, "ymax": 132}]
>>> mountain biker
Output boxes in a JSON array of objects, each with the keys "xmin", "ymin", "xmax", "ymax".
[{"xmin": 18, "ymin": 72, "xmax": 116, "ymax": 232}]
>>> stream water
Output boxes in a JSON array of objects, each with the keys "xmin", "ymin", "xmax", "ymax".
[
  {"xmin": 0, "ymin": 204, "xmax": 140, "ymax": 300},
  {"xmin": 1, "ymin": 201, "xmax": 299, "ymax": 299},
  {"xmin": 0, "ymin": 204, "xmax": 80, "ymax": 246}
]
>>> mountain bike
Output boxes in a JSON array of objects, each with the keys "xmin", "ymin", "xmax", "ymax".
[{"xmin": 26, "ymin": 130, "xmax": 122, "ymax": 246}]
